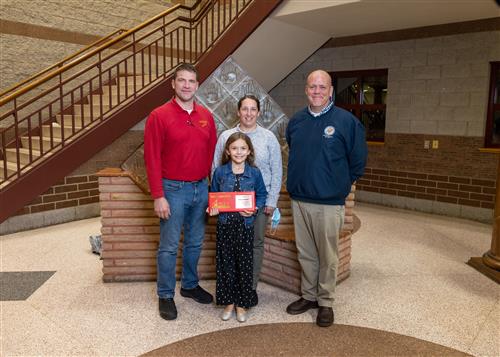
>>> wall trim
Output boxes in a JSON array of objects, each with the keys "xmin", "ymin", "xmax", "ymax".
[
  {"xmin": 323, "ymin": 17, "xmax": 500, "ymax": 48},
  {"xmin": 0, "ymin": 203, "xmax": 100, "ymax": 235},
  {"xmin": 356, "ymin": 190, "xmax": 492, "ymax": 223},
  {"xmin": 0, "ymin": 19, "xmax": 102, "ymax": 46}
]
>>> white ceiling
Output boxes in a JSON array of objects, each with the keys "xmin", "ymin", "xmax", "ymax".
[
  {"xmin": 273, "ymin": 0, "xmax": 500, "ymax": 38},
  {"xmin": 232, "ymin": 0, "xmax": 499, "ymax": 90}
]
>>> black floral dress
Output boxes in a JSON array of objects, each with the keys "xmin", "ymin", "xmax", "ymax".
[{"xmin": 215, "ymin": 174, "xmax": 258, "ymax": 308}]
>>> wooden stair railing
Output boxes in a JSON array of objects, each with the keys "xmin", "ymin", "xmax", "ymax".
[{"xmin": 0, "ymin": 0, "xmax": 283, "ymax": 223}]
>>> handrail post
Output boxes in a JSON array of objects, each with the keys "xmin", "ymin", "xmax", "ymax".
[
  {"xmin": 58, "ymin": 72, "xmax": 64, "ymax": 147},
  {"xmin": 47, "ymin": 106, "xmax": 52, "ymax": 154},
  {"xmin": 133, "ymin": 33, "xmax": 137, "ymax": 98},
  {"xmin": 37, "ymin": 112, "xmax": 42, "ymax": 158},
  {"xmin": 98, "ymin": 51, "xmax": 104, "ymax": 122},
  {"xmin": 13, "ymin": 99, "xmax": 20, "ymax": 178},
  {"xmin": 27, "ymin": 114, "xmax": 32, "ymax": 164},
  {"xmin": 189, "ymin": 4, "xmax": 193, "ymax": 63},
  {"xmin": 1, "ymin": 130, "xmax": 7, "ymax": 181},
  {"xmin": 162, "ymin": 16, "xmax": 167, "ymax": 78}
]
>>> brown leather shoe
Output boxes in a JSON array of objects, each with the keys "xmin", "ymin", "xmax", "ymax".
[
  {"xmin": 316, "ymin": 306, "xmax": 334, "ymax": 327},
  {"xmin": 286, "ymin": 298, "xmax": 319, "ymax": 315}
]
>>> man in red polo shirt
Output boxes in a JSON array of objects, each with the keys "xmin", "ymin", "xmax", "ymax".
[{"xmin": 144, "ymin": 63, "xmax": 217, "ymax": 320}]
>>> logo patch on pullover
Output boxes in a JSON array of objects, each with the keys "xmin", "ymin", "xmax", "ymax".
[{"xmin": 323, "ymin": 126, "xmax": 335, "ymax": 138}]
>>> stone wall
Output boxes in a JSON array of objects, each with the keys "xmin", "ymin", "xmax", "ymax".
[{"xmin": 270, "ymin": 28, "xmax": 500, "ymax": 222}]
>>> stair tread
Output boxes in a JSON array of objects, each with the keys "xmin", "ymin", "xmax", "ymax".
[
  {"xmin": 0, "ymin": 161, "xmax": 19, "ymax": 170},
  {"xmin": 73, "ymin": 102, "xmax": 111, "ymax": 108},
  {"xmin": 56, "ymin": 114, "xmax": 87, "ymax": 119},
  {"xmin": 42, "ymin": 123, "xmax": 75, "ymax": 128},
  {"xmin": 5, "ymin": 148, "xmax": 42, "ymax": 156},
  {"xmin": 22, "ymin": 136, "xmax": 62, "ymax": 142},
  {"xmin": 52, "ymin": 117, "xmax": 86, "ymax": 123}
]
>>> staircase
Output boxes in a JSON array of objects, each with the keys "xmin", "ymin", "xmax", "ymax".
[{"xmin": 0, "ymin": 0, "xmax": 283, "ymax": 223}]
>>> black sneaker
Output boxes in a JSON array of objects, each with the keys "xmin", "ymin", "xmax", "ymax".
[
  {"xmin": 159, "ymin": 298, "xmax": 177, "ymax": 320},
  {"xmin": 180, "ymin": 285, "xmax": 213, "ymax": 304}
]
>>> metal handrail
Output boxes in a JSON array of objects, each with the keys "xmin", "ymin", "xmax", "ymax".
[
  {"xmin": 0, "ymin": 0, "xmax": 255, "ymax": 187},
  {"xmin": 0, "ymin": 28, "xmax": 127, "ymax": 98}
]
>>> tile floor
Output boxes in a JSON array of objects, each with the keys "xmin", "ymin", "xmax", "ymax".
[{"xmin": 1, "ymin": 203, "xmax": 498, "ymax": 357}]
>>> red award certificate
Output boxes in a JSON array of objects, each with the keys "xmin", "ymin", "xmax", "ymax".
[{"xmin": 208, "ymin": 191, "xmax": 255, "ymax": 212}]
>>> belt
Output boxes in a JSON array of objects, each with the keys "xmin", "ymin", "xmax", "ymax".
[{"xmin": 164, "ymin": 177, "xmax": 205, "ymax": 183}]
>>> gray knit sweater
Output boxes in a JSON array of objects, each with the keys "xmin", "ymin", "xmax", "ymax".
[{"xmin": 211, "ymin": 124, "xmax": 282, "ymax": 208}]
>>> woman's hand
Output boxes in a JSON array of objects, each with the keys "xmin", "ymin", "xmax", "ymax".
[{"xmin": 264, "ymin": 206, "xmax": 275, "ymax": 215}]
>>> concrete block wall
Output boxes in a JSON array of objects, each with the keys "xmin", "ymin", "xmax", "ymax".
[
  {"xmin": 270, "ymin": 28, "xmax": 499, "ymax": 222},
  {"xmin": 0, "ymin": 0, "xmax": 172, "ymax": 89},
  {"xmin": 271, "ymin": 31, "xmax": 499, "ymax": 133}
]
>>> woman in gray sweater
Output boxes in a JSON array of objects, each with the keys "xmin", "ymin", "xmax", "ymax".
[{"xmin": 212, "ymin": 94, "xmax": 283, "ymax": 304}]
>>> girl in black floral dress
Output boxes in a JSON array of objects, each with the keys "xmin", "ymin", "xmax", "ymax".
[{"xmin": 209, "ymin": 132, "xmax": 267, "ymax": 322}]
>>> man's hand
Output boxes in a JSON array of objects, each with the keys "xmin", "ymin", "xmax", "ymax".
[
  {"xmin": 154, "ymin": 197, "xmax": 171, "ymax": 219},
  {"xmin": 264, "ymin": 206, "xmax": 275, "ymax": 215}
]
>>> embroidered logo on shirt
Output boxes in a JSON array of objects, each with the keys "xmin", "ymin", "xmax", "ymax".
[
  {"xmin": 198, "ymin": 119, "xmax": 208, "ymax": 127},
  {"xmin": 323, "ymin": 126, "xmax": 335, "ymax": 138}
]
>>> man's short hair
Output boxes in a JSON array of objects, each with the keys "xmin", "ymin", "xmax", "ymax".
[{"xmin": 173, "ymin": 63, "xmax": 198, "ymax": 80}]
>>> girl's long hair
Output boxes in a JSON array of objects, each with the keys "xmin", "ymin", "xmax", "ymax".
[{"xmin": 221, "ymin": 132, "xmax": 256, "ymax": 167}]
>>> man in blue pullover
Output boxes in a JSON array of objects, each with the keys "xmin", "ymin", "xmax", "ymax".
[{"xmin": 285, "ymin": 70, "xmax": 367, "ymax": 327}]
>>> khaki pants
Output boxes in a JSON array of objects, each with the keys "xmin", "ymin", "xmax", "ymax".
[{"xmin": 292, "ymin": 200, "xmax": 344, "ymax": 308}]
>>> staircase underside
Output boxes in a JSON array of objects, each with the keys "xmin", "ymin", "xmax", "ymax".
[{"xmin": 0, "ymin": 0, "xmax": 282, "ymax": 223}]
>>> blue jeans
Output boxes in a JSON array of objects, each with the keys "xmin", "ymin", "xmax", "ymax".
[{"xmin": 157, "ymin": 178, "xmax": 208, "ymax": 299}]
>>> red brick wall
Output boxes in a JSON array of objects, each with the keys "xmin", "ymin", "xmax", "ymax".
[
  {"xmin": 98, "ymin": 169, "xmax": 355, "ymax": 291},
  {"xmin": 13, "ymin": 174, "xmax": 99, "ymax": 216},
  {"xmin": 260, "ymin": 191, "xmax": 354, "ymax": 294},
  {"xmin": 359, "ymin": 134, "xmax": 497, "ymax": 209},
  {"xmin": 98, "ymin": 169, "xmax": 216, "ymax": 282}
]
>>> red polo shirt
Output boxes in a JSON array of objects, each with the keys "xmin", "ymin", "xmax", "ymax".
[{"xmin": 144, "ymin": 98, "xmax": 216, "ymax": 199}]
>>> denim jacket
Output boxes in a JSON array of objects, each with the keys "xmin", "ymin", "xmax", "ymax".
[{"xmin": 211, "ymin": 162, "xmax": 268, "ymax": 228}]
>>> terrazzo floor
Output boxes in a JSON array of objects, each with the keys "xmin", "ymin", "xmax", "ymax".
[{"xmin": 1, "ymin": 203, "xmax": 498, "ymax": 357}]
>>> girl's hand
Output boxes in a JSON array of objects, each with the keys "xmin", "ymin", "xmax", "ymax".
[
  {"xmin": 207, "ymin": 207, "xmax": 219, "ymax": 216},
  {"xmin": 239, "ymin": 210, "xmax": 254, "ymax": 217}
]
